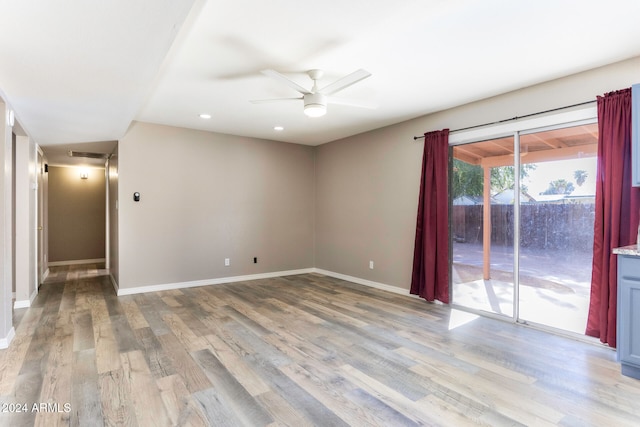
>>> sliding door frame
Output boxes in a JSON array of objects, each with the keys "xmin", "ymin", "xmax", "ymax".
[{"xmin": 448, "ymin": 105, "xmax": 597, "ymax": 331}]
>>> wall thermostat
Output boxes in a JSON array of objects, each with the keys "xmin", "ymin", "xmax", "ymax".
[{"xmin": 133, "ymin": 192, "xmax": 140, "ymax": 202}]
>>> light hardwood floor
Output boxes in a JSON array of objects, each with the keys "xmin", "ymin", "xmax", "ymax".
[{"xmin": 1, "ymin": 264, "xmax": 639, "ymax": 426}]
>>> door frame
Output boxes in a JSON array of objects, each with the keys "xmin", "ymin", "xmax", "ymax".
[{"xmin": 448, "ymin": 105, "xmax": 598, "ymax": 332}]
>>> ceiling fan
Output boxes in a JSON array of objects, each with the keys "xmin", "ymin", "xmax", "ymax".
[{"xmin": 251, "ymin": 68, "xmax": 373, "ymax": 117}]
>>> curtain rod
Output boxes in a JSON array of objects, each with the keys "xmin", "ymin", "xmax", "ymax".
[{"xmin": 412, "ymin": 100, "xmax": 596, "ymax": 140}]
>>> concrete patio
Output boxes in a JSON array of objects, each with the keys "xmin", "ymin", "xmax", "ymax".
[{"xmin": 452, "ymin": 241, "xmax": 592, "ymax": 334}]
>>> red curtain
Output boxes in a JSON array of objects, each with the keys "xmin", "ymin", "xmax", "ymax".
[
  {"xmin": 411, "ymin": 129, "xmax": 450, "ymax": 303},
  {"xmin": 586, "ymin": 88, "xmax": 640, "ymax": 346}
]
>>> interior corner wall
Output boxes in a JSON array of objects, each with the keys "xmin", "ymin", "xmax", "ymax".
[
  {"xmin": 117, "ymin": 122, "xmax": 315, "ymax": 290},
  {"xmin": 48, "ymin": 166, "xmax": 106, "ymax": 263},
  {"xmin": 315, "ymin": 56, "xmax": 640, "ymax": 292}
]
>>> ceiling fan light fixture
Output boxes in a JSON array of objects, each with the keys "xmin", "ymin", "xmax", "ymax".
[
  {"xmin": 303, "ymin": 93, "xmax": 327, "ymax": 117},
  {"xmin": 254, "ymin": 68, "xmax": 371, "ymax": 118},
  {"xmin": 304, "ymin": 104, "xmax": 326, "ymax": 117}
]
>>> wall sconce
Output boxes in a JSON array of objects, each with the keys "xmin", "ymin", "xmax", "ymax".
[
  {"xmin": 7, "ymin": 109, "xmax": 14, "ymax": 127},
  {"xmin": 80, "ymin": 170, "xmax": 89, "ymax": 180}
]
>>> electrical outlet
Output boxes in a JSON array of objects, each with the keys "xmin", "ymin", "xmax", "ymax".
[
  {"xmin": 369, "ymin": 260, "xmax": 374, "ymax": 269},
  {"xmin": 253, "ymin": 257, "xmax": 258, "ymax": 264},
  {"xmin": 224, "ymin": 258, "xmax": 230, "ymax": 267}
]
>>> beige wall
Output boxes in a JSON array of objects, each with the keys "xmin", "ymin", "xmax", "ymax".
[
  {"xmin": 117, "ymin": 122, "xmax": 315, "ymax": 290},
  {"xmin": 316, "ymin": 125, "xmax": 423, "ymax": 288},
  {"xmin": 48, "ymin": 166, "xmax": 106, "ymax": 263},
  {"xmin": 0, "ymin": 99, "xmax": 14, "ymax": 344},
  {"xmin": 315, "ymin": 56, "xmax": 640, "ymax": 292},
  {"xmin": 112, "ymin": 57, "xmax": 640, "ymax": 294},
  {"xmin": 14, "ymin": 134, "xmax": 37, "ymax": 305}
]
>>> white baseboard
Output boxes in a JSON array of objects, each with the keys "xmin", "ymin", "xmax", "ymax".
[
  {"xmin": 36, "ymin": 262, "xmax": 414, "ymax": 302},
  {"xmin": 14, "ymin": 300, "xmax": 30, "ymax": 309},
  {"xmin": 14, "ymin": 289, "xmax": 38, "ymax": 309},
  {"xmin": 311, "ymin": 268, "xmax": 414, "ymax": 297},
  {"xmin": 41, "ymin": 268, "xmax": 50, "ymax": 283},
  {"xmin": 117, "ymin": 268, "xmax": 315, "ymax": 296},
  {"xmin": 13, "ymin": 299, "xmax": 31, "ymax": 309},
  {"xmin": 0, "ymin": 327, "xmax": 15, "ymax": 349},
  {"xmin": 48, "ymin": 258, "xmax": 106, "ymax": 267},
  {"xmin": 109, "ymin": 273, "xmax": 119, "ymax": 294}
]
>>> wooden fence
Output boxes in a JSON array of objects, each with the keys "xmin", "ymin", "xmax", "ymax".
[{"xmin": 452, "ymin": 204, "xmax": 595, "ymax": 252}]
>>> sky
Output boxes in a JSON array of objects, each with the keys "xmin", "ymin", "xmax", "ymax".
[{"xmin": 521, "ymin": 157, "xmax": 597, "ymax": 196}]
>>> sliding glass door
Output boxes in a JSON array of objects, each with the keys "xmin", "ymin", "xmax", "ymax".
[
  {"xmin": 516, "ymin": 125, "xmax": 597, "ymax": 333},
  {"xmin": 451, "ymin": 136, "xmax": 515, "ymax": 317},
  {"xmin": 451, "ymin": 123, "xmax": 598, "ymax": 334}
]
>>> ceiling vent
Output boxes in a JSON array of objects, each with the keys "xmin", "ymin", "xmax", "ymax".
[{"xmin": 67, "ymin": 151, "xmax": 110, "ymax": 159}]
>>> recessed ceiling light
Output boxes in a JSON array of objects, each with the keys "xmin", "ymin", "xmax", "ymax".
[
  {"xmin": 199, "ymin": 113, "xmax": 211, "ymax": 119},
  {"xmin": 274, "ymin": 126, "xmax": 284, "ymax": 131}
]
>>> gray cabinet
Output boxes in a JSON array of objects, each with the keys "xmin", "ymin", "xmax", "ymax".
[{"xmin": 617, "ymin": 254, "xmax": 640, "ymax": 379}]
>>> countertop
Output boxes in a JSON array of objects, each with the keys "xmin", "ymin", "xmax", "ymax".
[{"xmin": 613, "ymin": 245, "xmax": 640, "ymax": 256}]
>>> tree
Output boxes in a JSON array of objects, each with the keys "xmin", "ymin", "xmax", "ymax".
[
  {"xmin": 491, "ymin": 167, "xmax": 517, "ymax": 194},
  {"xmin": 542, "ymin": 179, "xmax": 575, "ymax": 195},
  {"xmin": 452, "ymin": 159, "xmax": 483, "ymax": 199},
  {"xmin": 451, "ymin": 160, "xmax": 536, "ymax": 199},
  {"xmin": 574, "ymin": 170, "xmax": 588, "ymax": 187},
  {"xmin": 490, "ymin": 164, "xmax": 536, "ymax": 194}
]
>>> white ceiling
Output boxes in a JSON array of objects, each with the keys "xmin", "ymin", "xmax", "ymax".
[{"xmin": 2, "ymin": 0, "xmax": 640, "ymax": 166}]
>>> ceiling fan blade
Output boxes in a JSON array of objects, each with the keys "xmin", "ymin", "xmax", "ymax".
[
  {"xmin": 328, "ymin": 97, "xmax": 377, "ymax": 109},
  {"xmin": 250, "ymin": 97, "xmax": 302, "ymax": 104},
  {"xmin": 261, "ymin": 69, "xmax": 311, "ymax": 95},
  {"xmin": 319, "ymin": 69, "xmax": 372, "ymax": 96}
]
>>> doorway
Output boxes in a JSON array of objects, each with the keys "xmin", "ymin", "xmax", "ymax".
[
  {"xmin": 451, "ymin": 122, "xmax": 598, "ymax": 334},
  {"xmin": 37, "ymin": 150, "xmax": 46, "ymax": 284}
]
